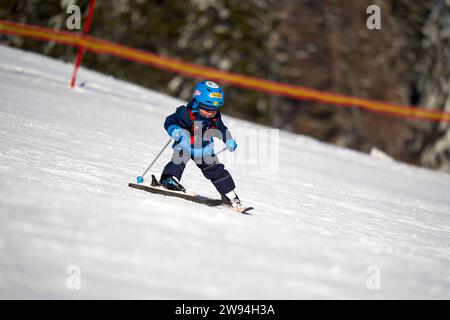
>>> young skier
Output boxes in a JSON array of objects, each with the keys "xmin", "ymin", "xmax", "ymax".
[{"xmin": 159, "ymin": 80, "xmax": 244, "ymax": 210}]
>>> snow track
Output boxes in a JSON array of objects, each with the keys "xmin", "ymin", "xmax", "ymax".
[{"xmin": 0, "ymin": 45, "xmax": 450, "ymax": 299}]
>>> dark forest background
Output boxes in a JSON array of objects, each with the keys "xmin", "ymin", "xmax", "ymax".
[{"xmin": 1, "ymin": 0, "xmax": 449, "ymax": 173}]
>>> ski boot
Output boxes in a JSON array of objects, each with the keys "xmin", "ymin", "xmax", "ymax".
[
  {"xmin": 222, "ymin": 191, "xmax": 247, "ymax": 212},
  {"xmin": 159, "ymin": 175, "xmax": 186, "ymax": 193}
]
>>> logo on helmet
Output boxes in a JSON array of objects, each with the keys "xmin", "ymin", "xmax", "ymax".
[
  {"xmin": 205, "ymin": 81, "xmax": 219, "ymax": 89},
  {"xmin": 193, "ymin": 90, "xmax": 201, "ymax": 97},
  {"xmin": 209, "ymin": 92, "xmax": 222, "ymax": 98}
]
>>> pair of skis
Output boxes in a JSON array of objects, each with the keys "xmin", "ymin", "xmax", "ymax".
[{"xmin": 129, "ymin": 175, "xmax": 253, "ymax": 214}]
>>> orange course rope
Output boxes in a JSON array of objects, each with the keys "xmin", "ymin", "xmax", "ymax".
[{"xmin": 1, "ymin": 19, "xmax": 449, "ymax": 123}]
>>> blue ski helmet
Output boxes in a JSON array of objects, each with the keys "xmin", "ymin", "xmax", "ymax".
[{"xmin": 191, "ymin": 80, "xmax": 224, "ymax": 111}]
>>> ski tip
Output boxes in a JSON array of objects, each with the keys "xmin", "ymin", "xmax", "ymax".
[{"xmin": 241, "ymin": 207, "xmax": 254, "ymax": 214}]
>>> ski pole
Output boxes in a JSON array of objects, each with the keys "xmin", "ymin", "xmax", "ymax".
[
  {"xmin": 215, "ymin": 147, "xmax": 227, "ymax": 156},
  {"xmin": 136, "ymin": 138, "xmax": 172, "ymax": 184}
]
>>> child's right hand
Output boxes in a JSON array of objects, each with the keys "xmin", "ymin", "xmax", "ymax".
[
  {"xmin": 169, "ymin": 126, "xmax": 189, "ymax": 142},
  {"xmin": 170, "ymin": 127, "xmax": 182, "ymax": 141},
  {"xmin": 169, "ymin": 126, "xmax": 192, "ymax": 153}
]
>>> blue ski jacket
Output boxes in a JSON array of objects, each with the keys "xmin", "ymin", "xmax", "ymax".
[{"xmin": 164, "ymin": 101, "xmax": 233, "ymax": 150}]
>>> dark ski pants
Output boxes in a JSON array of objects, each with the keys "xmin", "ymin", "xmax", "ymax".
[{"xmin": 161, "ymin": 149, "xmax": 235, "ymax": 195}]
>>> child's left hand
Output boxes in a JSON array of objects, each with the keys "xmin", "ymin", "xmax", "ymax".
[
  {"xmin": 192, "ymin": 142, "xmax": 215, "ymax": 158},
  {"xmin": 226, "ymin": 139, "xmax": 237, "ymax": 152}
]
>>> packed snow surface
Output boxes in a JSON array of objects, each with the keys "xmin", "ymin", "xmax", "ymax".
[{"xmin": 0, "ymin": 45, "xmax": 450, "ymax": 299}]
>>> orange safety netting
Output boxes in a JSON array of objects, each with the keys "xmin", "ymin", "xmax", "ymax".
[{"xmin": 1, "ymin": 19, "xmax": 449, "ymax": 123}]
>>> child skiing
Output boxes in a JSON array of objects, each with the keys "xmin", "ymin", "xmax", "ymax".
[{"xmin": 159, "ymin": 80, "xmax": 246, "ymax": 211}]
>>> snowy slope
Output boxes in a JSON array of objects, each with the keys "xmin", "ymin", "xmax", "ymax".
[{"xmin": 0, "ymin": 45, "xmax": 450, "ymax": 299}]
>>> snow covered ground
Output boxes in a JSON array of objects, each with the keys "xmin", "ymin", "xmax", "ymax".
[{"xmin": 0, "ymin": 45, "xmax": 450, "ymax": 299}]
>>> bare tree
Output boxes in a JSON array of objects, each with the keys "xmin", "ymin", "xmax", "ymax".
[{"xmin": 417, "ymin": 0, "xmax": 450, "ymax": 172}]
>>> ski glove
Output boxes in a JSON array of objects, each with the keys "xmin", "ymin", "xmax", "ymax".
[
  {"xmin": 168, "ymin": 125, "xmax": 191, "ymax": 149},
  {"xmin": 191, "ymin": 142, "xmax": 215, "ymax": 159},
  {"xmin": 226, "ymin": 139, "xmax": 237, "ymax": 152},
  {"xmin": 168, "ymin": 125, "xmax": 189, "ymax": 142},
  {"xmin": 203, "ymin": 141, "xmax": 215, "ymax": 158}
]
